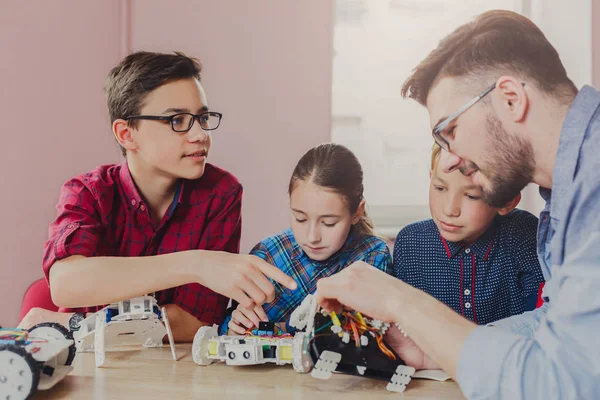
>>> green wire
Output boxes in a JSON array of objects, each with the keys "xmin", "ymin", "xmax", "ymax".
[{"xmin": 314, "ymin": 320, "xmax": 333, "ymax": 333}]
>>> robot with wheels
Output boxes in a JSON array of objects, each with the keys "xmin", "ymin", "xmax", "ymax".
[
  {"xmin": 0, "ymin": 322, "xmax": 76, "ymax": 400},
  {"xmin": 73, "ymin": 295, "xmax": 177, "ymax": 367},
  {"xmin": 288, "ymin": 294, "xmax": 416, "ymax": 393},
  {"xmin": 192, "ymin": 321, "xmax": 313, "ymax": 373},
  {"xmin": 192, "ymin": 294, "xmax": 415, "ymax": 393}
]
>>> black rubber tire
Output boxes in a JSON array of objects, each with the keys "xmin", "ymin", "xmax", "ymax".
[{"xmin": 0, "ymin": 343, "xmax": 40, "ymax": 400}]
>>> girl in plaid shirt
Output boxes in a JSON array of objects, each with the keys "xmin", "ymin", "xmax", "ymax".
[{"xmin": 222, "ymin": 143, "xmax": 393, "ymax": 335}]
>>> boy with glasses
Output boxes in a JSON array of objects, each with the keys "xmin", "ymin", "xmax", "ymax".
[{"xmin": 19, "ymin": 51, "xmax": 296, "ymax": 341}]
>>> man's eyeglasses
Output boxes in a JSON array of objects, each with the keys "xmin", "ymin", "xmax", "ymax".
[
  {"xmin": 432, "ymin": 84, "xmax": 496, "ymax": 152},
  {"xmin": 432, "ymin": 82, "xmax": 525, "ymax": 151},
  {"xmin": 126, "ymin": 112, "xmax": 223, "ymax": 133}
]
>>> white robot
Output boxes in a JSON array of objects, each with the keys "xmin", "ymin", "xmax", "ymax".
[
  {"xmin": 288, "ymin": 294, "xmax": 416, "ymax": 393},
  {"xmin": 0, "ymin": 323, "xmax": 76, "ymax": 400},
  {"xmin": 73, "ymin": 296, "xmax": 176, "ymax": 367},
  {"xmin": 191, "ymin": 295, "xmax": 415, "ymax": 393},
  {"xmin": 192, "ymin": 322, "xmax": 313, "ymax": 373}
]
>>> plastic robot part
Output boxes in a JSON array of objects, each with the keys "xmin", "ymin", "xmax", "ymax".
[
  {"xmin": 94, "ymin": 311, "xmax": 106, "ymax": 368},
  {"xmin": 394, "ymin": 322, "xmax": 408, "ymax": 337},
  {"xmin": 341, "ymin": 332, "xmax": 350, "ymax": 344},
  {"xmin": 311, "ymin": 350, "xmax": 341, "ymax": 380},
  {"xmin": 380, "ymin": 322, "xmax": 390, "ymax": 335},
  {"xmin": 289, "ymin": 294, "xmax": 318, "ymax": 335},
  {"xmin": 27, "ymin": 323, "xmax": 76, "ymax": 367},
  {"xmin": 161, "ymin": 307, "xmax": 177, "ymax": 361},
  {"xmin": 291, "ymin": 332, "xmax": 313, "ymax": 373},
  {"xmin": 360, "ymin": 335, "xmax": 368, "ymax": 346},
  {"xmin": 306, "ymin": 308, "xmax": 415, "ymax": 392},
  {"xmin": 370, "ymin": 319, "xmax": 383, "ymax": 329},
  {"xmin": 288, "ymin": 294, "xmax": 312, "ymax": 330},
  {"xmin": 0, "ymin": 324, "xmax": 76, "ymax": 399},
  {"xmin": 0, "ymin": 345, "xmax": 39, "ymax": 400},
  {"xmin": 192, "ymin": 325, "xmax": 219, "ymax": 365},
  {"xmin": 75, "ymin": 296, "xmax": 178, "ymax": 367},
  {"xmin": 193, "ymin": 327, "xmax": 296, "ymax": 367},
  {"xmin": 386, "ymin": 365, "xmax": 416, "ymax": 393},
  {"xmin": 331, "ymin": 325, "xmax": 342, "ymax": 334}
]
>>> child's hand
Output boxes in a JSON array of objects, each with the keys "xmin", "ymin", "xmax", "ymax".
[
  {"xmin": 228, "ymin": 304, "xmax": 269, "ymax": 335},
  {"xmin": 198, "ymin": 252, "xmax": 297, "ymax": 310},
  {"xmin": 18, "ymin": 308, "xmax": 72, "ymax": 330}
]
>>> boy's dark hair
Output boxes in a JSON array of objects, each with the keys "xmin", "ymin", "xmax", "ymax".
[
  {"xmin": 289, "ymin": 143, "xmax": 375, "ymax": 237},
  {"xmin": 104, "ymin": 51, "xmax": 203, "ymax": 155},
  {"xmin": 401, "ymin": 10, "xmax": 577, "ymax": 106}
]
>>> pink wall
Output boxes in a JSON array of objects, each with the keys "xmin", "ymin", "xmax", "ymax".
[
  {"xmin": 0, "ymin": 0, "xmax": 332, "ymax": 327},
  {"xmin": 0, "ymin": 1, "xmax": 123, "ymax": 327},
  {"xmin": 129, "ymin": 0, "xmax": 333, "ymax": 252}
]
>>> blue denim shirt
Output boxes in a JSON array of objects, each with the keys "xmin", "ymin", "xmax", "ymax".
[{"xmin": 457, "ymin": 85, "xmax": 600, "ymax": 399}]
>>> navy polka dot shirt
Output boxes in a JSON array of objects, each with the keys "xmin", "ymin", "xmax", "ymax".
[{"xmin": 393, "ymin": 209, "xmax": 545, "ymax": 325}]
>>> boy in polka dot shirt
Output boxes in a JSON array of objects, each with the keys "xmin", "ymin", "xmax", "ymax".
[{"xmin": 393, "ymin": 145, "xmax": 545, "ymax": 324}]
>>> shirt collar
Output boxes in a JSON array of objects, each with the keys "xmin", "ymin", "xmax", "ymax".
[
  {"xmin": 290, "ymin": 230, "xmax": 354, "ymax": 268},
  {"xmin": 118, "ymin": 162, "xmax": 185, "ymax": 213},
  {"xmin": 551, "ymin": 85, "xmax": 600, "ymax": 222},
  {"xmin": 119, "ymin": 162, "xmax": 143, "ymax": 209},
  {"xmin": 439, "ymin": 219, "xmax": 497, "ymax": 260}
]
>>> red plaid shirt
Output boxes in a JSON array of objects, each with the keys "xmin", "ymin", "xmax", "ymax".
[{"xmin": 42, "ymin": 162, "xmax": 242, "ymax": 325}]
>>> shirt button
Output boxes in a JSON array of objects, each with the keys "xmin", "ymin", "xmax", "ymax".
[
  {"xmin": 131, "ymin": 199, "xmax": 136, "ymax": 206},
  {"xmin": 464, "ymin": 289, "xmax": 471, "ymax": 295},
  {"xmin": 465, "ymin": 248, "xmax": 471, "ymax": 254},
  {"xmin": 140, "ymin": 204, "xmax": 146, "ymax": 211},
  {"xmin": 465, "ymin": 302, "xmax": 471, "ymax": 309}
]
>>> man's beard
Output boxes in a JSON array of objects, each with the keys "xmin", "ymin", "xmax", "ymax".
[{"xmin": 472, "ymin": 115, "xmax": 535, "ymax": 208}]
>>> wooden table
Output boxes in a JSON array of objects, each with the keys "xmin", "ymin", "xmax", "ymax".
[{"xmin": 35, "ymin": 344, "xmax": 465, "ymax": 399}]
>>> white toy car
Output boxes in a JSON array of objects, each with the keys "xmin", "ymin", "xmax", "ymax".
[
  {"xmin": 192, "ymin": 295, "xmax": 415, "ymax": 393},
  {"xmin": 73, "ymin": 295, "xmax": 176, "ymax": 367},
  {"xmin": 192, "ymin": 322, "xmax": 313, "ymax": 373},
  {"xmin": 0, "ymin": 323, "xmax": 76, "ymax": 400}
]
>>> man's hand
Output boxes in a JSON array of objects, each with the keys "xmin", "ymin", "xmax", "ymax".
[
  {"xmin": 314, "ymin": 261, "xmax": 406, "ymax": 322},
  {"xmin": 315, "ymin": 261, "xmax": 476, "ymax": 379},
  {"xmin": 228, "ymin": 304, "xmax": 269, "ymax": 335},
  {"xmin": 385, "ymin": 325, "xmax": 439, "ymax": 370},
  {"xmin": 18, "ymin": 308, "xmax": 71, "ymax": 330},
  {"xmin": 199, "ymin": 252, "xmax": 297, "ymax": 309}
]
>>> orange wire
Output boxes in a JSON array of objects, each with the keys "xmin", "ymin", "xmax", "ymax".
[
  {"xmin": 376, "ymin": 334, "xmax": 397, "ymax": 360},
  {"xmin": 350, "ymin": 320, "xmax": 360, "ymax": 347},
  {"xmin": 319, "ymin": 311, "xmax": 397, "ymax": 361}
]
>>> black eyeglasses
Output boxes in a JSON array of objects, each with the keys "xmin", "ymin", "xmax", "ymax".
[
  {"xmin": 126, "ymin": 111, "xmax": 222, "ymax": 133},
  {"xmin": 432, "ymin": 82, "xmax": 525, "ymax": 151},
  {"xmin": 432, "ymin": 84, "xmax": 495, "ymax": 151}
]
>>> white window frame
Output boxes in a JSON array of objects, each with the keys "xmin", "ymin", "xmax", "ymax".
[{"xmin": 331, "ymin": 0, "xmax": 592, "ymax": 238}]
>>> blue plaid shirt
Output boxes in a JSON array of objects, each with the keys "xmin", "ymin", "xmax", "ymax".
[
  {"xmin": 394, "ymin": 209, "xmax": 544, "ymax": 325},
  {"xmin": 220, "ymin": 228, "xmax": 392, "ymax": 334}
]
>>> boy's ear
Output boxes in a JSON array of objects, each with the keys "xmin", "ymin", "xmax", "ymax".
[
  {"xmin": 497, "ymin": 192, "xmax": 521, "ymax": 216},
  {"xmin": 429, "ymin": 170, "xmax": 433, "ymax": 179},
  {"xmin": 113, "ymin": 119, "xmax": 138, "ymax": 152},
  {"xmin": 352, "ymin": 199, "xmax": 366, "ymax": 224}
]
